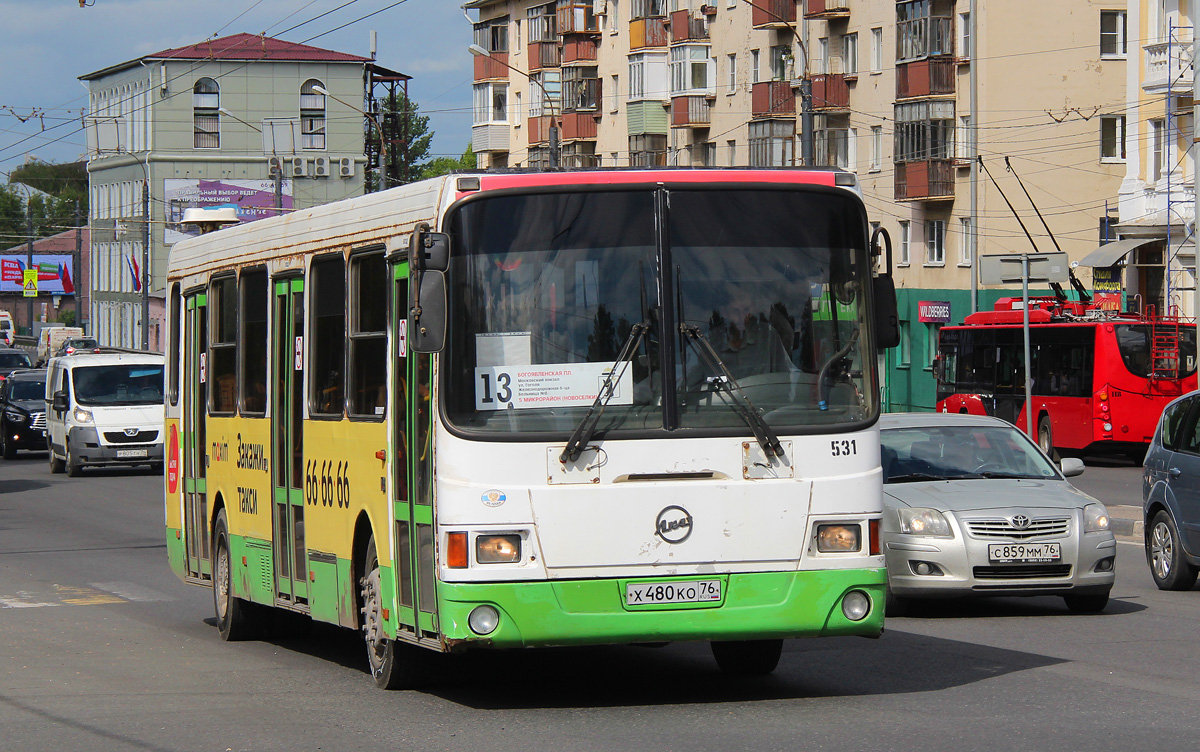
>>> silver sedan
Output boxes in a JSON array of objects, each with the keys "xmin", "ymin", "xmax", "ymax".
[{"xmin": 880, "ymin": 413, "xmax": 1116, "ymax": 614}]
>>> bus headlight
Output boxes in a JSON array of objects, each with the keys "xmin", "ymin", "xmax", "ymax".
[
  {"xmin": 476, "ymin": 534, "xmax": 521, "ymax": 564},
  {"xmin": 816, "ymin": 524, "xmax": 861, "ymax": 553},
  {"xmin": 1084, "ymin": 503, "xmax": 1110, "ymax": 532},
  {"xmin": 898, "ymin": 507, "xmax": 952, "ymax": 537},
  {"xmin": 468, "ymin": 605, "xmax": 500, "ymax": 635},
  {"xmin": 72, "ymin": 407, "xmax": 93, "ymax": 424}
]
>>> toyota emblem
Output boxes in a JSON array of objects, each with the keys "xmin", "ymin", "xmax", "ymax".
[{"xmin": 1010, "ymin": 514, "xmax": 1031, "ymax": 530}]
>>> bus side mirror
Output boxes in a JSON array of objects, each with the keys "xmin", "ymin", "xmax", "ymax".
[
  {"xmin": 872, "ymin": 273, "xmax": 899, "ymax": 350},
  {"xmin": 410, "ymin": 230, "xmax": 449, "ymax": 272},
  {"xmin": 411, "ymin": 271, "xmax": 447, "ymax": 353}
]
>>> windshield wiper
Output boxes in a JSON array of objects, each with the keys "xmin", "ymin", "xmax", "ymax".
[
  {"xmin": 978, "ymin": 471, "xmax": 1037, "ymax": 480},
  {"xmin": 560, "ymin": 321, "xmax": 650, "ymax": 463},
  {"xmin": 885, "ymin": 472, "xmax": 945, "ymax": 483},
  {"xmin": 679, "ymin": 324, "xmax": 784, "ymax": 459}
]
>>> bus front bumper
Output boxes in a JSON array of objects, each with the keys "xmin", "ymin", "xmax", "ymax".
[{"xmin": 436, "ymin": 569, "xmax": 886, "ymax": 650}]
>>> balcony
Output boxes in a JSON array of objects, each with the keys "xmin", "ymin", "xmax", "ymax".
[
  {"xmin": 671, "ymin": 95, "xmax": 712, "ymax": 127},
  {"xmin": 473, "ymin": 52, "xmax": 510, "ymax": 81},
  {"xmin": 896, "ymin": 57, "xmax": 955, "ymax": 99},
  {"xmin": 528, "ymin": 41, "xmax": 561, "ymax": 70},
  {"xmin": 472, "ymin": 124, "xmax": 510, "ymax": 154},
  {"xmin": 1144, "ymin": 40, "xmax": 1195, "ymax": 95},
  {"xmin": 805, "ymin": 0, "xmax": 849, "ymax": 20},
  {"xmin": 670, "ymin": 10, "xmax": 709, "ymax": 42},
  {"xmin": 894, "ymin": 159, "xmax": 956, "ymax": 201},
  {"xmin": 563, "ymin": 36, "xmax": 598, "ymax": 63},
  {"xmin": 752, "ymin": 81, "xmax": 796, "ymax": 117},
  {"xmin": 528, "ymin": 115, "xmax": 554, "ymax": 144},
  {"xmin": 558, "ymin": 2, "xmax": 601, "ymax": 35},
  {"xmin": 810, "ymin": 73, "xmax": 849, "ymax": 111},
  {"xmin": 751, "ymin": 0, "xmax": 796, "ymax": 28},
  {"xmin": 561, "ymin": 111, "xmax": 598, "ymax": 140},
  {"xmin": 631, "ymin": 17, "xmax": 669, "ymax": 49}
]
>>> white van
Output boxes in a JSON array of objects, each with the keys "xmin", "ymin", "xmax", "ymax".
[
  {"xmin": 36, "ymin": 325, "xmax": 84, "ymax": 365},
  {"xmin": 45, "ymin": 352, "xmax": 165, "ymax": 476}
]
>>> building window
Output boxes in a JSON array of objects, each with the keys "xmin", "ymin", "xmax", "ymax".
[
  {"xmin": 871, "ymin": 27, "xmax": 883, "ymax": 72},
  {"xmin": 817, "ymin": 125, "xmax": 854, "ymax": 170},
  {"xmin": 899, "ymin": 320, "xmax": 911, "ymax": 365},
  {"xmin": 769, "ymin": 44, "xmax": 792, "ymax": 81},
  {"xmin": 958, "ymin": 12, "xmax": 971, "ymax": 58},
  {"xmin": 727, "ymin": 53, "xmax": 737, "ymax": 93},
  {"xmin": 899, "ymin": 220, "xmax": 911, "ymax": 265},
  {"xmin": 956, "ymin": 115, "xmax": 973, "ymax": 160},
  {"xmin": 628, "ymin": 52, "xmax": 666, "ymax": 100},
  {"xmin": 1151, "ymin": 119, "xmax": 1166, "ymax": 182},
  {"xmin": 611, "ymin": 74, "xmax": 620, "ymax": 113},
  {"xmin": 926, "ymin": 323, "xmax": 941, "ymax": 368},
  {"xmin": 897, "ymin": 0, "xmax": 953, "ymax": 62},
  {"xmin": 958, "ymin": 217, "xmax": 973, "ymax": 266},
  {"xmin": 300, "ymin": 79, "xmax": 326, "ymax": 150},
  {"xmin": 751, "ymin": 49, "xmax": 760, "ymax": 83},
  {"xmin": 727, "ymin": 139, "xmax": 737, "ymax": 166},
  {"xmin": 870, "ymin": 125, "xmax": 882, "ymax": 171},
  {"xmin": 473, "ymin": 17, "xmax": 509, "ymax": 53},
  {"xmin": 817, "ymin": 38, "xmax": 829, "ymax": 75},
  {"xmin": 310, "ymin": 253, "xmax": 346, "ymax": 417},
  {"xmin": 925, "ymin": 219, "xmax": 946, "ymax": 265},
  {"xmin": 209, "ymin": 275, "xmax": 237, "ymax": 414},
  {"xmin": 563, "ymin": 65, "xmax": 601, "ymax": 111},
  {"xmin": 473, "ymin": 82, "xmax": 509, "ymax": 124},
  {"xmin": 894, "ymin": 100, "xmax": 956, "ymax": 163},
  {"xmin": 609, "ymin": 0, "xmax": 619, "ymax": 32},
  {"xmin": 670, "ymin": 45, "xmax": 713, "ymax": 94},
  {"xmin": 193, "ymin": 77, "xmax": 220, "ymax": 149},
  {"xmin": 529, "ymin": 4, "xmax": 557, "ymax": 42},
  {"xmin": 1101, "ymin": 115, "xmax": 1126, "ymax": 162},
  {"xmin": 632, "ymin": 0, "xmax": 667, "ymax": 19},
  {"xmin": 702, "ymin": 141, "xmax": 717, "ymax": 166},
  {"xmin": 843, "ymin": 33, "xmax": 858, "ymax": 75},
  {"xmin": 748, "ymin": 120, "xmax": 794, "ymax": 166},
  {"xmin": 1100, "ymin": 10, "xmax": 1127, "ymax": 57},
  {"xmin": 349, "ymin": 250, "xmax": 387, "ymax": 418},
  {"xmin": 629, "ymin": 133, "xmax": 668, "ymax": 166}
]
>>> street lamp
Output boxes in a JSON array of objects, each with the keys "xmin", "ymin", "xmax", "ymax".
[
  {"xmin": 312, "ymin": 85, "xmax": 388, "ymax": 186},
  {"xmin": 740, "ymin": 0, "xmax": 813, "ymax": 166},
  {"xmin": 469, "ymin": 43, "xmax": 559, "ymax": 169}
]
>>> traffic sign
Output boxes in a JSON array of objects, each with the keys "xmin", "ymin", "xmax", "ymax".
[{"xmin": 22, "ymin": 268, "xmax": 37, "ymax": 297}]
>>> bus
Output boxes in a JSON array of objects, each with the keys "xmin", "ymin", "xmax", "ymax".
[
  {"xmin": 164, "ymin": 168, "xmax": 898, "ymax": 688},
  {"xmin": 935, "ymin": 296, "xmax": 1197, "ymax": 459}
]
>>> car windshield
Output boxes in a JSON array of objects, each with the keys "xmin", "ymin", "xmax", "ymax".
[
  {"xmin": 9, "ymin": 380, "xmax": 45, "ymax": 401},
  {"xmin": 881, "ymin": 424, "xmax": 1061, "ymax": 483},
  {"xmin": 73, "ymin": 364, "xmax": 164, "ymax": 406},
  {"xmin": 0, "ymin": 351, "xmax": 30, "ymax": 368}
]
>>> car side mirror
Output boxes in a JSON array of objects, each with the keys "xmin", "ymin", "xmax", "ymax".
[
  {"xmin": 1059, "ymin": 457, "xmax": 1085, "ymax": 478},
  {"xmin": 52, "ymin": 391, "xmax": 67, "ymax": 412}
]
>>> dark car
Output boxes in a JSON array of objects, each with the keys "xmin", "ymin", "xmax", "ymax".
[
  {"xmin": 0, "ymin": 368, "xmax": 47, "ymax": 459},
  {"xmin": 53, "ymin": 337, "xmax": 101, "ymax": 359},
  {"xmin": 1143, "ymin": 390, "xmax": 1200, "ymax": 590},
  {"xmin": 0, "ymin": 348, "xmax": 32, "ymax": 383}
]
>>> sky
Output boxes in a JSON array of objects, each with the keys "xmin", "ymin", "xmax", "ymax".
[{"xmin": 0, "ymin": 0, "xmax": 474, "ymax": 177}]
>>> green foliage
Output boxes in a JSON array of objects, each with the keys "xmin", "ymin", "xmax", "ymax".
[
  {"xmin": 1, "ymin": 160, "xmax": 87, "ymax": 250},
  {"xmin": 420, "ymin": 144, "xmax": 478, "ymax": 180},
  {"xmin": 371, "ymin": 90, "xmax": 434, "ymax": 190},
  {"xmin": 57, "ymin": 309, "xmax": 75, "ymax": 326}
]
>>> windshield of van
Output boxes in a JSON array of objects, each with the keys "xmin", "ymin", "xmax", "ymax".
[{"xmin": 73, "ymin": 364, "xmax": 164, "ymax": 406}]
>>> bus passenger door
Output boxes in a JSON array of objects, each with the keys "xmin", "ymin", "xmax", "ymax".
[
  {"xmin": 183, "ymin": 293, "xmax": 210, "ymax": 580},
  {"xmin": 391, "ymin": 262, "xmax": 438, "ymax": 641},
  {"xmin": 272, "ymin": 278, "xmax": 308, "ymax": 605}
]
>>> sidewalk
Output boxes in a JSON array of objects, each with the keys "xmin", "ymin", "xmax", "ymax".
[{"xmin": 1109, "ymin": 504, "xmax": 1143, "ymax": 542}]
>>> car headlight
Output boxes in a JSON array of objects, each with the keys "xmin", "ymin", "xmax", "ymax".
[
  {"xmin": 1084, "ymin": 503, "xmax": 1110, "ymax": 533},
  {"xmin": 72, "ymin": 407, "xmax": 93, "ymax": 424},
  {"xmin": 897, "ymin": 507, "xmax": 953, "ymax": 537},
  {"xmin": 4, "ymin": 408, "xmax": 26, "ymax": 423}
]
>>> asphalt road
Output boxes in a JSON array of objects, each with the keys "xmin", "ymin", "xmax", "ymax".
[{"xmin": 0, "ymin": 451, "xmax": 1195, "ymax": 751}]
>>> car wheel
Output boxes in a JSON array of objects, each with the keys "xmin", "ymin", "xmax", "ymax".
[
  {"xmin": 710, "ymin": 639, "xmax": 784, "ymax": 676},
  {"xmin": 1148, "ymin": 510, "xmax": 1199, "ymax": 591},
  {"xmin": 48, "ymin": 444, "xmax": 64, "ymax": 474},
  {"xmin": 1037, "ymin": 415, "xmax": 1053, "ymax": 456},
  {"xmin": 213, "ymin": 509, "xmax": 262, "ymax": 641},
  {"xmin": 360, "ymin": 535, "xmax": 429, "ymax": 689},
  {"xmin": 1, "ymin": 431, "xmax": 13, "ymax": 460},
  {"xmin": 66, "ymin": 443, "xmax": 82, "ymax": 477},
  {"xmin": 1063, "ymin": 591, "xmax": 1110, "ymax": 613}
]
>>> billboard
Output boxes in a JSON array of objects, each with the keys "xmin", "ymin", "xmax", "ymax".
[
  {"xmin": 0, "ymin": 255, "xmax": 76, "ymax": 295},
  {"xmin": 917, "ymin": 300, "xmax": 951, "ymax": 323},
  {"xmin": 164, "ymin": 178, "xmax": 293, "ymax": 245}
]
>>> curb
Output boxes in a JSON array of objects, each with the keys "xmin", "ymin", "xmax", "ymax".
[{"xmin": 1110, "ymin": 517, "xmax": 1143, "ymax": 543}]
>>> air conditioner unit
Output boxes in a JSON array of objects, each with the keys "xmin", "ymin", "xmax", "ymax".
[
  {"xmin": 338, "ymin": 157, "xmax": 355, "ymax": 178},
  {"xmin": 267, "ymin": 156, "xmax": 283, "ymax": 175},
  {"xmin": 313, "ymin": 156, "xmax": 330, "ymax": 177},
  {"xmin": 291, "ymin": 157, "xmax": 308, "ymax": 177}
]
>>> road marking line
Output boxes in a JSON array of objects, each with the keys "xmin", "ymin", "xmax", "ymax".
[
  {"xmin": 0, "ymin": 591, "xmax": 60, "ymax": 608},
  {"xmin": 56, "ymin": 585, "xmax": 124, "ymax": 605},
  {"xmin": 89, "ymin": 581, "xmax": 174, "ymax": 602}
]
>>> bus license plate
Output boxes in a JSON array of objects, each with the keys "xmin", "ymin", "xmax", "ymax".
[
  {"xmin": 117, "ymin": 449, "xmax": 148, "ymax": 459},
  {"xmin": 988, "ymin": 542, "xmax": 1061, "ymax": 563},
  {"xmin": 625, "ymin": 580, "xmax": 721, "ymax": 606}
]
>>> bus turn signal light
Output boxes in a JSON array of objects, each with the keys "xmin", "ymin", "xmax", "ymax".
[
  {"xmin": 869, "ymin": 519, "xmax": 880, "ymax": 556},
  {"xmin": 447, "ymin": 532, "xmax": 468, "ymax": 568}
]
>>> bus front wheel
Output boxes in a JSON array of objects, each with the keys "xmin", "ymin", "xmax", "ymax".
[
  {"xmin": 710, "ymin": 639, "xmax": 783, "ymax": 676},
  {"xmin": 213, "ymin": 509, "xmax": 261, "ymax": 641},
  {"xmin": 360, "ymin": 535, "xmax": 428, "ymax": 689}
]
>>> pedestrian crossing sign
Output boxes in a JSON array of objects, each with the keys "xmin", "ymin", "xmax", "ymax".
[{"xmin": 22, "ymin": 268, "xmax": 37, "ymax": 297}]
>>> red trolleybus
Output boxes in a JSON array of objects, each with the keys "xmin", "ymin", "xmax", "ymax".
[{"xmin": 935, "ymin": 297, "xmax": 1197, "ymax": 459}]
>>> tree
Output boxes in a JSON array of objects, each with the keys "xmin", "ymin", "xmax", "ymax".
[
  {"xmin": 373, "ymin": 90, "xmax": 433, "ymax": 190},
  {"xmin": 420, "ymin": 144, "xmax": 477, "ymax": 180},
  {"xmin": 0, "ymin": 160, "xmax": 88, "ymax": 248}
]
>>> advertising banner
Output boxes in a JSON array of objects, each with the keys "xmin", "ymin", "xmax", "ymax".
[
  {"xmin": 0, "ymin": 255, "xmax": 76, "ymax": 295},
  {"xmin": 917, "ymin": 300, "xmax": 951, "ymax": 323},
  {"xmin": 164, "ymin": 178, "xmax": 293, "ymax": 245}
]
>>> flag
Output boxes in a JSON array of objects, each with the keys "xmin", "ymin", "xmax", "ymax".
[
  {"xmin": 126, "ymin": 254, "xmax": 141, "ymax": 292},
  {"xmin": 59, "ymin": 263, "xmax": 74, "ymax": 295}
]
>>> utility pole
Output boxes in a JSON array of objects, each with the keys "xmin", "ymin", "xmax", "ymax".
[
  {"xmin": 141, "ymin": 177, "xmax": 150, "ymax": 350},
  {"xmin": 74, "ymin": 201, "xmax": 82, "ymax": 329},
  {"xmin": 26, "ymin": 210, "xmax": 34, "ymax": 336}
]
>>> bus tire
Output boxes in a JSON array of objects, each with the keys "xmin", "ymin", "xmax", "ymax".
[
  {"xmin": 1037, "ymin": 415, "xmax": 1053, "ymax": 456},
  {"xmin": 710, "ymin": 639, "xmax": 783, "ymax": 676},
  {"xmin": 1148, "ymin": 510, "xmax": 1199, "ymax": 591},
  {"xmin": 213, "ymin": 509, "xmax": 261, "ymax": 641},
  {"xmin": 49, "ymin": 445, "xmax": 64, "ymax": 474},
  {"xmin": 360, "ymin": 535, "xmax": 428, "ymax": 689}
]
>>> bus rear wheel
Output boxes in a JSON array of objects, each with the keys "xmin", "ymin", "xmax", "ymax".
[
  {"xmin": 360, "ymin": 535, "xmax": 428, "ymax": 689},
  {"xmin": 213, "ymin": 509, "xmax": 261, "ymax": 641},
  {"xmin": 1037, "ymin": 416, "xmax": 1054, "ymax": 456},
  {"xmin": 710, "ymin": 639, "xmax": 783, "ymax": 676}
]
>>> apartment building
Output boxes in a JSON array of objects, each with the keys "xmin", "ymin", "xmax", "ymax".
[
  {"xmin": 466, "ymin": 0, "xmax": 1127, "ymax": 410},
  {"xmin": 79, "ymin": 33, "xmax": 402, "ymax": 350},
  {"xmin": 1115, "ymin": 0, "xmax": 1195, "ymax": 319}
]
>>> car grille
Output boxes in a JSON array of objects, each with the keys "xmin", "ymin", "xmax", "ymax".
[
  {"xmin": 966, "ymin": 517, "xmax": 1070, "ymax": 540},
  {"xmin": 30, "ymin": 412, "xmax": 45, "ymax": 430},
  {"xmin": 973, "ymin": 564, "xmax": 1073, "ymax": 579},
  {"xmin": 103, "ymin": 430, "xmax": 159, "ymax": 444}
]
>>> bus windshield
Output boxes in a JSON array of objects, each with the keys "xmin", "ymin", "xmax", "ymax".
[
  {"xmin": 444, "ymin": 186, "xmax": 875, "ymax": 437},
  {"xmin": 74, "ymin": 364, "xmax": 164, "ymax": 406}
]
